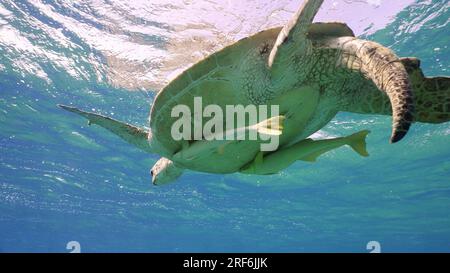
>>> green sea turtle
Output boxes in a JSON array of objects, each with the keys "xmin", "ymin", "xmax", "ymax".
[{"xmin": 59, "ymin": 0, "xmax": 449, "ymax": 185}]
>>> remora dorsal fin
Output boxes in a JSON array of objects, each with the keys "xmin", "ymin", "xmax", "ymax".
[{"xmin": 299, "ymin": 150, "xmax": 325, "ymax": 162}]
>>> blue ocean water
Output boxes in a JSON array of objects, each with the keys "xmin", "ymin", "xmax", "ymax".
[{"xmin": 0, "ymin": 0, "xmax": 449, "ymax": 252}]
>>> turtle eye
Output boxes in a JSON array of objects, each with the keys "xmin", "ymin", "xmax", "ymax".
[{"xmin": 150, "ymin": 170, "xmax": 154, "ymax": 176}]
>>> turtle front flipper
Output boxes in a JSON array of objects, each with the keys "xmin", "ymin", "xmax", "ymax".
[
  {"xmin": 58, "ymin": 104, "xmax": 154, "ymax": 153},
  {"xmin": 267, "ymin": 0, "xmax": 415, "ymax": 143},
  {"xmin": 311, "ymin": 35, "xmax": 416, "ymax": 143},
  {"xmin": 268, "ymin": 0, "xmax": 323, "ymax": 77},
  {"xmin": 338, "ymin": 58, "xmax": 450, "ymax": 125}
]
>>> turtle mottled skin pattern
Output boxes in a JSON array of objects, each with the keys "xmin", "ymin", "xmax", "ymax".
[
  {"xmin": 340, "ymin": 56, "xmax": 450, "ymax": 125},
  {"xmin": 293, "ymin": 39, "xmax": 416, "ymax": 142},
  {"xmin": 358, "ymin": 42, "xmax": 414, "ymax": 141},
  {"xmin": 239, "ymin": 42, "xmax": 274, "ymax": 105}
]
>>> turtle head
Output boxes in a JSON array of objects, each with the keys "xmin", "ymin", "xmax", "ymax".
[{"xmin": 151, "ymin": 158, "xmax": 184, "ymax": 186}]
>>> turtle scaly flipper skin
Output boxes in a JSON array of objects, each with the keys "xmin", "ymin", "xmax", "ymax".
[
  {"xmin": 268, "ymin": 0, "xmax": 323, "ymax": 71},
  {"xmin": 58, "ymin": 105, "xmax": 154, "ymax": 153},
  {"xmin": 269, "ymin": 0, "xmax": 414, "ymax": 143},
  {"xmin": 309, "ymin": 36, "xmax": 414, "ymax": 143},
  {"xmin": 338, "ymin": 58, "xmax": 450, "ymax": 124},
  {"xmin": 405, "ymin": 60, "xmax": 450, "ymax": 124}
]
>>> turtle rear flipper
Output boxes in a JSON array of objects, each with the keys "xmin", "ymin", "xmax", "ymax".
[{"xmin": 401, "ymin": 58, "xmax": 450, "ymax": 124}]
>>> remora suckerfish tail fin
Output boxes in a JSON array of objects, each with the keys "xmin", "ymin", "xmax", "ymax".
[
  {"xmin": 58, "ymin": 104, "xmax": 153, "ymax": 153},
  {"xmin": 251, "ymin": 115, "xmax": 285, "ymax": 136},
  {"xmin": 346, "ymin": 130, "xmax": 370, "ymax": 157}
]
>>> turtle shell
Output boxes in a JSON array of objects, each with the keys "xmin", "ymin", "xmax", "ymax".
[
  {"xmin": 149, "ymin": 27, "xmax": 320, "ymax": 173},
  {"xmin": 150, "ymin": 27, "xmax": 281, "ymax": 156}
]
